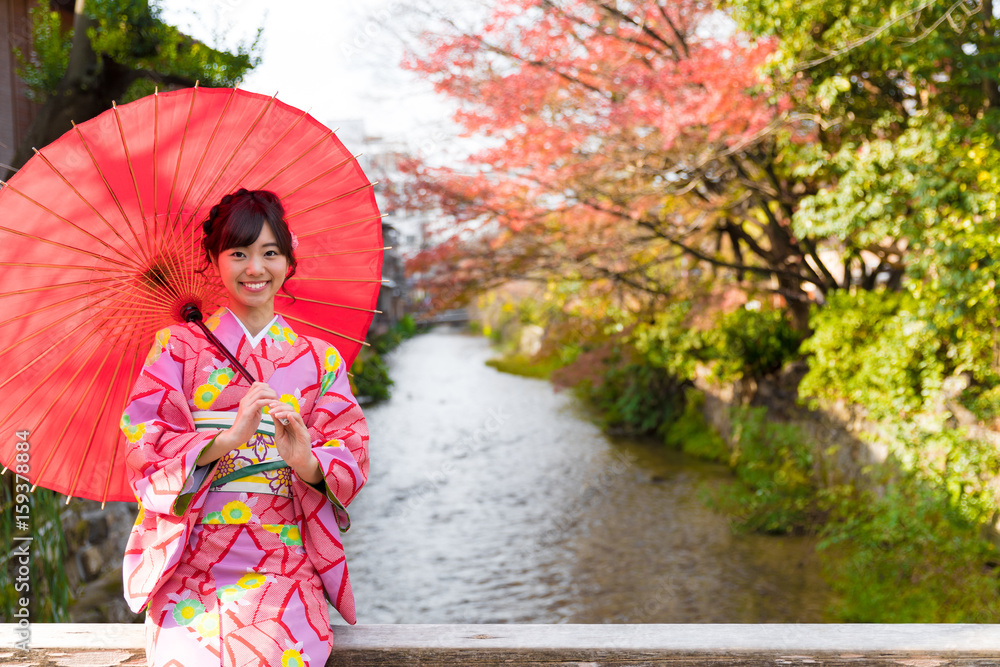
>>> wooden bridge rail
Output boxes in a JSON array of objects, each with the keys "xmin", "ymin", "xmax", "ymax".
[
  {"xmin": 2, "ymin": 623, "xmax": 1000, "ymax": 666},
  {"xmin": 414, "ymin": 308, "xmax": 471, "ymax": 326}
]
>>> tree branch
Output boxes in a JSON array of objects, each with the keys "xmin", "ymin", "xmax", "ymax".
[
  {"xmin": 540, "ymin": 0, "xmax": 677, "ymax": 61},
  {"xmin": 656, "ymin": 2, "xmax": 690, "ymax": 58},
  {"xmin": 592, "ymin": 1, "xmax": 682, "ymax": 61},
  {"xmin": 801, "ymin": 237, "xmax": 840, "ymax": 291}
]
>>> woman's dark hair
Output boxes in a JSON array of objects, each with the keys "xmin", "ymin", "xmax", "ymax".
[{"xmin": 201, "ymin": 188, "xmax": 297, "ymax": 288}]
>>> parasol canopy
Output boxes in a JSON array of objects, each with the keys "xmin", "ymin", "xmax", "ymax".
[{"xmin": 0, "ymin": 86, "xmax": 384, "ymax": 504}]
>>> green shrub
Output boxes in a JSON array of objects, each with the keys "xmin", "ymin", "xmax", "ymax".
[
  {"xmin": 350, "ymin": 350, "xmax": 393, "ymax": 403},
  {"xmin": 963, "ymin": 383, "xmax": 1000, "ymax": 423},
  {"xmin": 820, "ymin": 478, "xmax": 1000, "ymax": 622},
  {"xmin": 485, "ymin": 353, "xmax": 565, "ymax": 380},
  {"xmin": 876, "ymin": 419, "xmax": 1000, "ymax": 527},
  {"xmin": 372, "ymin": 314, "xmax": 419, "ymax": 355},
  {"xmin": 575, "ymin": 346, "xmax": 690, "ymax": 436},
  {"xmin": 707, "ymin": 406, "xmax": 826, "ymax": 534},
  {"xmin": 800, "ymin": 290, "xmax": 948, "ymax": 419},
  {"xmin": 0, "ymin": 483, "xmax": 70, "ymax": 622},
  {"xmin": 630, "ymin": 302, "xmax": 712, "ymax": 380},
  {"xmin": 664, "ymin": 389, "xmax": 729, "ymax": 462},
  {"xmin": 712, "ymin": 305, "xmax": 804, "ymax": 382}
]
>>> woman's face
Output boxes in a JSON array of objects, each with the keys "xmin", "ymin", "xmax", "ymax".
[{"xmin": 212, "ymin": 222, "xmax": 289, "ymax": 315}]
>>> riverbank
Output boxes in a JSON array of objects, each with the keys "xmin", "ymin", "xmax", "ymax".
[
  {"xmin": 479, "ymin": 307, "xmax": 1000, "ymax": 623},
  {"xmin": 350, "ymin": 314, "xmax": 418, "ymax": 404}
]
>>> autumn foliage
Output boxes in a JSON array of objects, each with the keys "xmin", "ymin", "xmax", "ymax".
[{"xmin": 399, "ymin": 0, "xmax": 837, "ymax": 326}]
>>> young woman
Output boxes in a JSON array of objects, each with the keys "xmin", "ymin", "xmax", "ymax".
[{"xmin": 120, "ymin": 189, "xmax": 369, "ymax": 666}]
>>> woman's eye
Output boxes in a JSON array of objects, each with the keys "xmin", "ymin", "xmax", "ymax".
[{"xmin": 230, "ymin": 251, "xmax": 246, "ymax": 259}]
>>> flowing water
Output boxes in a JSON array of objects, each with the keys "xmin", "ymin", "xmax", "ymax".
[{"xmin": 338, "ymin": 328, "xmax": 832, "ymax": 624}]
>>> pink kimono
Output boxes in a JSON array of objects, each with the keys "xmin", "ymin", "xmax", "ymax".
[{"xmin": 121, "ymin": 308, "xmax": 368, "ymax": 667}]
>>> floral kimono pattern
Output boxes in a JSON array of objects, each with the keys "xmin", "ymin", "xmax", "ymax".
[{"xmin": 121, "ymin": 308, "xmax": 368, "ymax": 667}]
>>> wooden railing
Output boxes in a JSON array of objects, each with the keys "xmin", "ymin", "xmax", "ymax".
[
  {"xmin": 1, "ymin": 623, "xmax": 999, "ymax": 665},
  {"xmin": 414, "ymin": 308, "xmax": 470, "ymax": 326}
]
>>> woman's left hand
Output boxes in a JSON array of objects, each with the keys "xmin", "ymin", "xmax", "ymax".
[{"xmin": 270, "ymin": 401, "xmax": 322, "ymax": 485}]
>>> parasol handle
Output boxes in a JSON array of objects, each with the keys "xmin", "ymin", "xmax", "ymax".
[{"xmin": 181, "ymin": 303, "xmax": 257, "ymax": 385}]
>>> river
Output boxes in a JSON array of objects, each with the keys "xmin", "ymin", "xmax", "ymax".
[{"xmin": 338, "ymin": 328, "xmax": 832, "ymax": 624}]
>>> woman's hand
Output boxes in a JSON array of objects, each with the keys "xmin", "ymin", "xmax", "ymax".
[
  {"xmin": 270, "ymin": 400, "xmax": 322, "ymax": 485},
  {"xmin": 197, "ymin": 382, "xmax": 277, "ymax": 465}
]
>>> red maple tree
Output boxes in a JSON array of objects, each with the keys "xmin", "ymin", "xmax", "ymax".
[{"xmin": 400, "ymin": 0, "xmax": 837, "ymax": 328}]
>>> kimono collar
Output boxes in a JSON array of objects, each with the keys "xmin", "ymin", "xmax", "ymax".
[{"xmin": 207, "ymin": 308, "xmax": 294, "ymax": 353}]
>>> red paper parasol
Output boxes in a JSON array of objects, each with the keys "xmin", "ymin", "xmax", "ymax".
[{"xmin": 0, "ymin": 87, "xmax": 384, "ymax": 504}]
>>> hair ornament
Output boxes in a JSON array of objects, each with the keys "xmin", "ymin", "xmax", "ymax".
[{"xmin": 290, "ymin": 230, "xmax": 299, "ymax": 251}]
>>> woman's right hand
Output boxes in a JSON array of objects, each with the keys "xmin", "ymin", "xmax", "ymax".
[{"xmin": 196, "ymin": 382, "xmax": 278, "ymax": 465}]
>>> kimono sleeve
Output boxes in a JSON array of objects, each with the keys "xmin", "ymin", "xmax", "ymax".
[
  {"xmin": 121, "ymin": 327, "xmax": 217, "ymax": 516},
  {"xmin": 298, "ymin": 340, "xmax": 369, "ymax": 529}
]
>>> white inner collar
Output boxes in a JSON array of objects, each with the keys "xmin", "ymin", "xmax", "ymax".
[{"xmin": 228, "ymin": 309, "xmax": 278, "ymax": 350}]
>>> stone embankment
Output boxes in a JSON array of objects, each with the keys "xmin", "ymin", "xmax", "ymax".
[
  {"xmin": 694, "ymin": 362, "xmax": 1000, "ymax": 544},
  {"xmin": 62, "ymin": 501, "xmax": 137, "ymax": 623}
]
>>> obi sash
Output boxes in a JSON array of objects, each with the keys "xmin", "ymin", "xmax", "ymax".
[{"xmin": 192, "ymin": 410, "xmax": 293, "ymax": 499}]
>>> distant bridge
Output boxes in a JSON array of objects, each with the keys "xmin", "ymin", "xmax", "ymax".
[{"xmin": 414, "ymin": 309, "xmax": 471, "ymax": 326}]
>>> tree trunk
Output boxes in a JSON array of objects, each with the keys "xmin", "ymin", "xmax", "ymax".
[{"xmin": 782, "ymin": 281, "xmax": 813, "ymax": 333}]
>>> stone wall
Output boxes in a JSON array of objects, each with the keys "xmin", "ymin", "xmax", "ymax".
[
  {"xmin": 693, "ymin": 362, "xmax": 1000, "ymax": 545},
  {"xmin": 61, "ymin": 501, "xmax": 139, "ymax": 624}
]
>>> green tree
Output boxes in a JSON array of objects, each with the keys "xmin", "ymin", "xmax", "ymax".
[
  {"xmin": 728, "ymin": 0, "xmax": 1000, "ymax": 388},
  {"xmin": 8, "ymin": 0, "xmax": 259, "ymax": 175}
]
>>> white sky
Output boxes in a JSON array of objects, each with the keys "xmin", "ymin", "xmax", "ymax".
[{"xmin": 157, "ymin": 0, "xmax": 465, "ymax": 160}]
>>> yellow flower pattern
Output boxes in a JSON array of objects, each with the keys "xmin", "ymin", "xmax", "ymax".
[
  {"xmin": 193, "ymin": 611, "xmax": 220, "ymax": 638},
  {"xmin": 222, "ymin": 501, "xmax": 252, "ymax": 524},
  {"xmin": 324, "ymin": 347, "xmax": 342, "ymax": 373},
  {"xmin": 320, "ymin": 346, "xmax": 343, "ymax": 394},
  {"xmin": 120, "ymin": 414, "xmax": 146, "ymax": 443},
  {"xmin": 204, "ymin": 311, "xmax": 222, "ymax": 332},
  {"xmin": 193, "ymin": 384, "xmax": 221, "ymax": 410},
  {"xmin": 145, "ymin": 329, "xmax": 171, "ymax": 366},
  {"xmin": 279, "ymin": 525, "xmax": 302, "ymax": 546},
  {"xmin": 273, "ymin": 466, "xmax": 293, "ymax": 489},
  {"xmin": 172, "ymin": 599, "xmax": 204, "ymax": 626},
  {"xmin": 267, "ymin": 324, "xmax": 299, "ymax": 346},
  {"xmin": 208, "ymin": 368, "xmax": 235, "ymax": 388},
  {"xmin": 281, "ymin": 649, "xmax": 307, "ymax": 667},
  {"xmin": 217, "ymin": 584, "xmax": 245, "ymax": 604},
  {"xmin": 264, "ymin": 390, "xmax": 300, "ymax": 416},
  {"xmin": 280, "ymin": 394, "xmax": 301, "ymax": 413},
  {"xmin": 193, "ymin": 366, "xmax": 235, "ymax": 410},
  {"xmin": 168, "ymin": 596, "xmax": 221, "ymax": 641},
  {"xmin": 238, "ymin": 572, "xmax": 266, "ymax": 590},
  {"xmin": 263, "ymin": 523, "xmax": 303, "ymax": 547}
]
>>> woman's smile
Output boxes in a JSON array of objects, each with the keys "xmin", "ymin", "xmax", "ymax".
[{"xmin": 212, "ymin": 222, "xmax": 289, "ymax": 333}]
